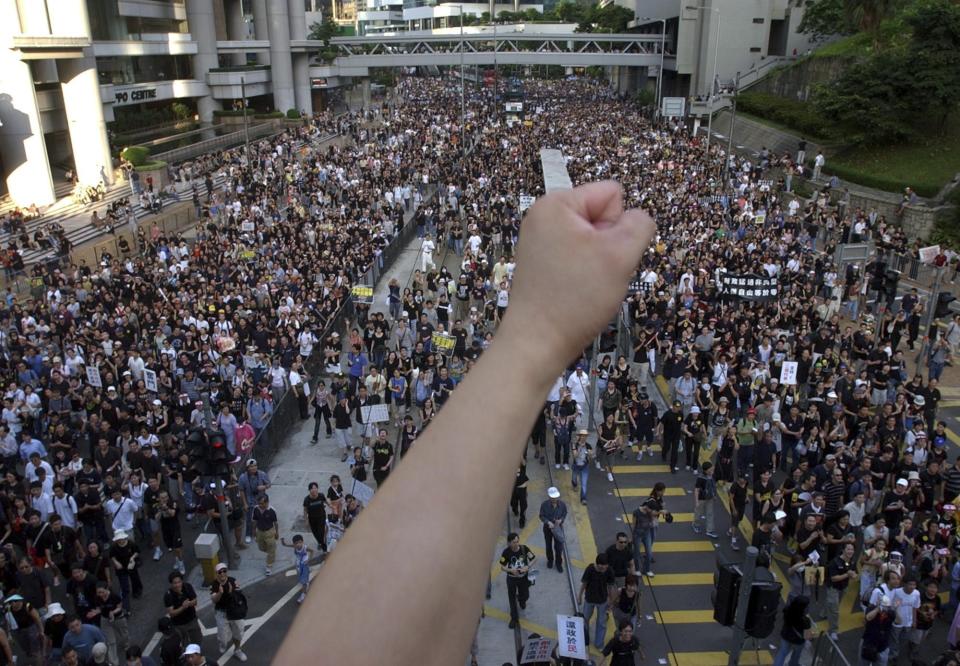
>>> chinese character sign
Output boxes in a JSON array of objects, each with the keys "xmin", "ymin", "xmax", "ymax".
[{"xmin": 556, "ymin": 614, "xmax": 587, "ymax": 660}]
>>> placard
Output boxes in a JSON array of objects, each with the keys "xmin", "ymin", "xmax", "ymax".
[
  {"xmin": 350, "ymin": 478, "xmax": 375, "ymax": 505},
  {"xmin": 360, "ymin": 403, "xmax": 390, "ymax": 424},
  {"xmin": 919, "ymin": 245, "xmax": 941, "ymax": 264},
  {"xmin": 519, "ymin": 637, "xmax": 553, "ymax": 664},
  {"xmin": 718, "ymin": 273, "xmax": 779, "ymax": 302},
  {"xmin": 519, "ymin": 195, "xmax": 535, "ymax": 212},
  {"xmin": 351, "ymin": 285, "xmax": 374, "ymax": 300},
  {"xmin": 241, "ymin": 221, "xmax": 255, "ymax": 232},
  {"xmin": 431, "ymin": 332, "xmax": 455, "ymax": 352},
  {"xmin": 86, "ymin": 366, "xmax": 102, "ymax": 388},
  {"xmin": 144, "ymin": 369, "xmax": 158, "ymax": 393},
  {"xmin": 556, "ymin": 614, "xmax": 587, "ymax": 660},
  {"xmin": 779, "ymin": 361, "xmax": 798, "ymax": 386}
]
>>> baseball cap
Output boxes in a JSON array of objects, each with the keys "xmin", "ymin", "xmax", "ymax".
[
  {"xmin": 92, "ymin": 643, "xmax": 108, "ymax": 664},
  {"xmin": 774, "ymin": 510, "xmax": 787, "ymax": 521},
  {"xmin": 113, "ymin": 530, "xmax": 129, "ymax": 541},
  {"xmin": 246, "ymin": 458, "xmax": 257, "ymax": 467},
  {"xmin": 215, "ymin": 563, "xmax": 228, "ymax": 572},
  {"xmin": 896, "ymin": 478, "xmax": 908, "ymax": 486},
  {"xmin": 182, "ymin": 644, "xmax": 202, "ymax": 656},
  {"xmin": 577, "ymin": 429, "xmax": 588, "ymax": 435},
  {"xmin": 4, "ymin": 594, "xmax": 23, "ymax": 603},
  {"xmin": 547, "ymin": 487, "xmax": 561, "ymax": 499},
  {"xmin": 107, "ymin": 386, "xmax": 116, "ymax": 392}
]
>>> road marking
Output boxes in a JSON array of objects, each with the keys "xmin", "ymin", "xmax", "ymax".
[
  {"xmin": 526, "ymin": 544, "xmax": 587, "ymax": 571},
  {"xmin": 947, "ymin": 428, "xmax": 960, "ymax": 446},
  {"xmin": 646, "ymin": 573, "xmax": 714, "ymax": 586},
  {"xmin": 654, "ymin": 541, "xmax": 716, "ymax": 553},
  {"xmin": 655, "ymin": 609, "xmax": 715, "ymax": 623},
  {"xmin": 612, "ymin": 465, "xmax": 675, "ymax": 474},
  {"xmin": 615, "ymin": 487, "xmax": 687, "ymax": 497},
  {"xmin": 670, "ymin": 651, "xmax": 772, "ymax": 665}
]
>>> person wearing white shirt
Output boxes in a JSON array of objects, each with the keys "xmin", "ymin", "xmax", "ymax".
[
  {"xmin": 25, "ymin": 455, "xmax": 54, "ymax": 484},
  {"xmin": 890, "ymin": 578, "xmax": 920, "ymax": 661},
  {"xmin": 52, "ymin": 486, "xmax": 79, "ymax": 529},
  {"xmin": 30, "ymin": 484, "xmax": 55, "ymax": 520},
  {"xmin": 566, "ymin": 368, "xmax": 590, "ymax": 426},
  {"xmin": 421, "ymin": 235, "xmax": 437, "ymax": 273},
  {"xmin": 127, "ymin": 352, "xmax": 146, "ymax": 381},
  {"xmin": 105, "ymin": 488, "xmax": 139, "ymax": 534}
]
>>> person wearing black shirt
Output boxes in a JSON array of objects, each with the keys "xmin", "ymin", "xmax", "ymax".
[
  {"xmin": 499, "ymin": 533, "xmax": 535, "ymax": 629},
  {"xmin": 603, "ymin": 533, "xmax": 636, "ymax": 587},
  {"xmin": 579, "ymin": 554, "xmax": 615, "ymax": 650},
  {"xmin": 371, "ymin": 429, "xmax": 394, "ymax": 487},
  {"xmin": 601, "ymin": 621, "xmax": 644, "ymax": 666},
  {"xmin": 511, "ymin": 465, "xmax": 529, "ymax": 529},
  {"xmin": 660, "ymin": 401, "xmax": 684, "ymax": 473},
  {"xmin": 861, "ymin": 597, "xmax": 896, "ymax": 664},
  {"xmin": 108, "ymin": 532, "xmax": 142, "ymax": 612},
  {"xmin": 163, "ymin": 571, "xmax": 202, "ymax": 646},
  {"xmin": 210, "ymin": 564, "xmax": 247, "ymax": 660},
  {"xmin": 66, "ymin": 565, "xmax": 100, "ymax": 623},
  {"xmin": 157, "ymin": 617, "xmax": 183, "ymax": 666},
  {"xmin": 772, "ymin": 595, "xmax": 811, "ymax": 666},
  {"xmin": 826, "ymin": 543, "xmax": 857, "ymax": 640},
  {"xmin": 94, "ymin": 583, "xmax": 128, "ymax": 666},
  {"xmin": 302, "ymin": 483, "xmax": 328, "ymax": 552},
  {"xmin": 75, "ymin": 480, "xmax": 107, "ymax": 544},
  {"xmin": 728, "ymin": 474, "xmax": 749, "ymax": 551}
]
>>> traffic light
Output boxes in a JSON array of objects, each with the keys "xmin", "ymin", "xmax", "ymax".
[
  {"xmin": 713, "ymin": 563, "xmax": 740, "ymax": 626},
  {"xmin": 185, "ymin": 428, "xmax": 209, "ymax": 476},
  {"xmin": 935, "ymin": 292, "xmax": 957, "ymax": 318},
  {"xmin": 883, "ymin": 269, "xmax": 901, "ymax": 306},
  {"xmin": 745, "ymin": 579, "xmax": 783, "ymax": 639},
  {"xmin": 207, "ymin": 429, "xmax": 232, "ymax": 479}
]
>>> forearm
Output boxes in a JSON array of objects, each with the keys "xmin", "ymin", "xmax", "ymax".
[{"xmin": 277, "ymin": 327, "xmax": 557, "ymax": 665}]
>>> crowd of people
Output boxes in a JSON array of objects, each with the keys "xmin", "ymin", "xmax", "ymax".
[{"xmin": 0, "ymin": 70, "xmax": 957, "ymax": 666}]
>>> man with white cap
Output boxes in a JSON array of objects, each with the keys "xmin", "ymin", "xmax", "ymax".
[
  {"xmin": 883, "ymin": 478, "xmax": 911, "ymax": 533},
  {"xmin": 210, "ymin": 563, "xmax": 247, "ymax": 661},
  {"xmin": 43, "ymin": 602, "xmax": 68, "ymax": 661},
  {"xmin": 182, "ymin": 643, "xmax": 219, "ymax": 666},
  {"xmin": 108, "ymin": 530, "xmax": 142, "ymax": 612},
  {"xmin": 538, "ymin": 487, "xmax": 567, "ymax": 574}
]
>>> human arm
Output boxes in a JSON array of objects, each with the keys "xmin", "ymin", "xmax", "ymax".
[{"xmin": 275, "ymin": 182, "xmax": 653, "ymax": 666}]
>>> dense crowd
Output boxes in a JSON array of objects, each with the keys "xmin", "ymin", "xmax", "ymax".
[{"xmin": 0, "ymin": 73, "xmax": 958, "ymax": 666}]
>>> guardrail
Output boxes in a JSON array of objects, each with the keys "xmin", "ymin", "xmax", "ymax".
[{"xmin": 152, "ymin": 121, "xmax": 285, "ymax": 164}]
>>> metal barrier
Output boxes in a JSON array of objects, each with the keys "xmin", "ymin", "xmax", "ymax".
[
  {"xmin": 152, "ymin": 121, "xmax": 283, "ymax": 164},
  {"xmin": 808, "ymin": 627, "xmax": 853, "ymax": 666}
]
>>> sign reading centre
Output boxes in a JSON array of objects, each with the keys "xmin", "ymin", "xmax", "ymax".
[{"xmin": 114, "ymin": 87, "xmax": 157, "ymax": 105}]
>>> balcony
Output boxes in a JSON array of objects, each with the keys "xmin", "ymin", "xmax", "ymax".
[
  {"xmin": 207, "ymin": 66, "xmax": 271, "ymax": 87},
  {"xmin": 12, "ymin": 35, "xmax": 90, "ymax": 59},
  {"xmin": 93, "ymin": 34, "xmax": 198, "ymax": 57},
  {"xmin": 117, "ymin": 0, "xmax": 187, "ymax": 21}
]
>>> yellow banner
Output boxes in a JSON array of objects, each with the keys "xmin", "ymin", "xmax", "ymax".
[
  {"xmin": 351, "ymin": 286, "xmax": 374, "ymax": 298},
  {"xmin": 431, "ymin": 333, "xmax": 455, "ymax": 351}
]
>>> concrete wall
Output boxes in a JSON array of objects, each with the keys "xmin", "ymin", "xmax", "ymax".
[{"xmin": 749, "ymin": 55, "xmax": 852, "ymax": 101}]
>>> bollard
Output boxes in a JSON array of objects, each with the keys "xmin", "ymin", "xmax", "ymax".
[{"xmin": 194, "ymin": 533, "xmax": 221, "ymax": 586}]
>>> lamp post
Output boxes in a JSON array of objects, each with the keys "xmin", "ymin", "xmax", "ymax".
[
  {"xmin": 241, "ymin": 76, "xmax": 250, "ymax": 158},
  {"xmin": 641, "ymin": 17, "xmax": 667, "ymax": 115},
  {"xmin": 452, "ymin": 4, "xmax": 466, "ymax": 159},
  {"xmin": 685, "ymin": 4, "xmax": 721, "ymax": 148}
]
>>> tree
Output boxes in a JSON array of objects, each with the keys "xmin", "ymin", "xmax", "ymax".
[
  {"xmin": 843, "ymin": 0, "xmax": 902, "ymax": 48},
  {"xmin": 309, "ymin": 18, "xmax": 340, "ymax": 44},
  {"xmin": 553, "ymin": 1, "xmax": 588, "ymax": 24},
  {"xmin": 797, "ymin": 0, "xmax": 854, "ymax": 41},
  {"xmin": 814, "ymin": 0, "xmax": 960, "ymax": 141},
  {"xmin": 576, "ymin": 4, "xmax": 634, "ymax": 33}
]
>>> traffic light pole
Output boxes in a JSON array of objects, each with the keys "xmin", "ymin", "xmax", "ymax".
[
  {"xmin": 728, "ymin": 546, "xmax": 759, "ymax": 666},
  {"xmin": 202, "ymin": 391, "xmax": 239, "ymax": 570}
]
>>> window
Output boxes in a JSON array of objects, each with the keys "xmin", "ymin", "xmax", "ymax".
[
  {"xmin": 749, "ymin": 47, "xmax": 762, "ymax": 52},
  {"xmin": 752, "ymin": 18, "xmax": 765, "ymax": 24}
]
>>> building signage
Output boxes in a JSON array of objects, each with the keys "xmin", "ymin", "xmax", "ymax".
[
  {"xmin": 311, "ymin": 77, "xmax": 328, "ymax": 88},
  {"xmin": 505, "ymin": 101, "xmax": 523, "ymax": 112},
  {"xmin": 115, "ymin": 87, "xmax": 157, "ymax": 104}
]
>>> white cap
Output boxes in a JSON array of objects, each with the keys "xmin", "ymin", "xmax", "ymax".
[
  {"xmin": 215, "ymin": 563, "xmax": 228, "ymax": 572},
  {"xmin": 774, "ymin": 510, "xmax": 787, "ymax": 521},
  {"xmin": 827, "ymin": 391, "xmax": 837, "ymax": 399},
  {"xmin": 113, "ymin": 530, "xmax": 129, "ymax": 541},
  {"xmin": 45, "ymin": 602, "xmax": 66, "ymax": 619},
  {"xmin": 690, "ymin": 405, "xmax": 701, "ymax": 414},
  {"xmin": 92, "ymin": 643, "xmax": 108, "ymax": 663},
  {"xmin": 896, "ymin": 478, "xmax": 908, "ymax": 486},
  {"xmin": 182, "ymin": 644, "xmax": 202, "ymax": 656},
  {"xmin": 547, "ymin": 487, "xmax": 561, "ymax": 499},
  {"xmin": 107, "ymin": 386, "xmax": 116, "ymax": 392}
]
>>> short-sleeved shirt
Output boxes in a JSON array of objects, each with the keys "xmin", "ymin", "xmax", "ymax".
[
  {"xmin": 604, "ymin": 544, "xmax": 634, "ymax": 578},
  {"xmin": 252, "ymin": 506, "xmax": 278, "ymax": 532},
  {"xmin": 827, "ymin": 556, "xmax": 852, "ymax": 590},
  {"xmin": 302, "ymin": 494, "xmax": 327, "ymax": 521},
  {"xmin": 499, "ymin": 545, "xmax": 535, "ymax": 578},
  {"xmin": 581, "ymin": 564, "xmax": 615, "ymax": 605},
  {"xmin": 164, "ymin": 583, "xmax": 198, "ymax": 625}
]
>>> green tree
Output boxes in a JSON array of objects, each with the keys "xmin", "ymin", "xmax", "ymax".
[
  {"xmin": 797, "ymin": 0, "xmax": 854, "ymax": 40},
  {"xmin": 576, "ymin": 4, "xmax": 633, "ymax": 33},
  {"xmin": 553, "ymin": 1, "xmax": 587, "ymax": 23},
  {"xmin": 309, "ymin": 18, "xmax": 340, "ymax": 44},
  {"xmin": 843, "ymin": 0, "xmax": 902, "ymax": 48}
]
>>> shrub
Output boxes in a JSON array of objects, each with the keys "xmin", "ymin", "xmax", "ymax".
[
  {"xmin": 286, "ymin": 108, "xmax": 301, "ymax": 119},
  {"xmin": 213, "ymin": 109, "xmax": 253, "ymax": 117},
  {"xmin": 254, "ymin": 111, "xmax": 284, "ymax": 119},
  {"xmin": 819, "ymin": 161, "xmax": 941, "ymax": 198},
  {"xmin": 120, "ymin": 146, "xmax": 151, "ymax": 167},
  {"xmin": 735, "ymin": 93, "xmax": 832, "ymax": 140},
  {"xmin": 134, "ymin": 160, "xmax": 167, "ymax": 172}
]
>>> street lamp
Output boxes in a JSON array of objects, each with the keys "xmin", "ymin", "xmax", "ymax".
[
  {"xmin": 685, "ymin": 5, "xmax": 721, "ymax": 149},
  {"xmin": 640, "ymin": 17, "xmax": 667, "ymax": 115},
  {"xmin": 451, "ymin": 4, "xmax": 466, "ymax": 159}
]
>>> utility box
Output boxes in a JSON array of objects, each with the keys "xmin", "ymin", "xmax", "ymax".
[{"xmin": 194, "ymin": 533, "xmax": 221, "ymax": 586}]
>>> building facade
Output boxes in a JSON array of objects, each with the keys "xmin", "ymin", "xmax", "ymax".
[{"xmin": 0, "ymin": 0, "xmax": 318, "ymax": 207}]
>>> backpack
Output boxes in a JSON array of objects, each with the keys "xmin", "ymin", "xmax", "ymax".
[{"xmin": 226, "ymin": 588, "xmax": 248, "ymax": 620}]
